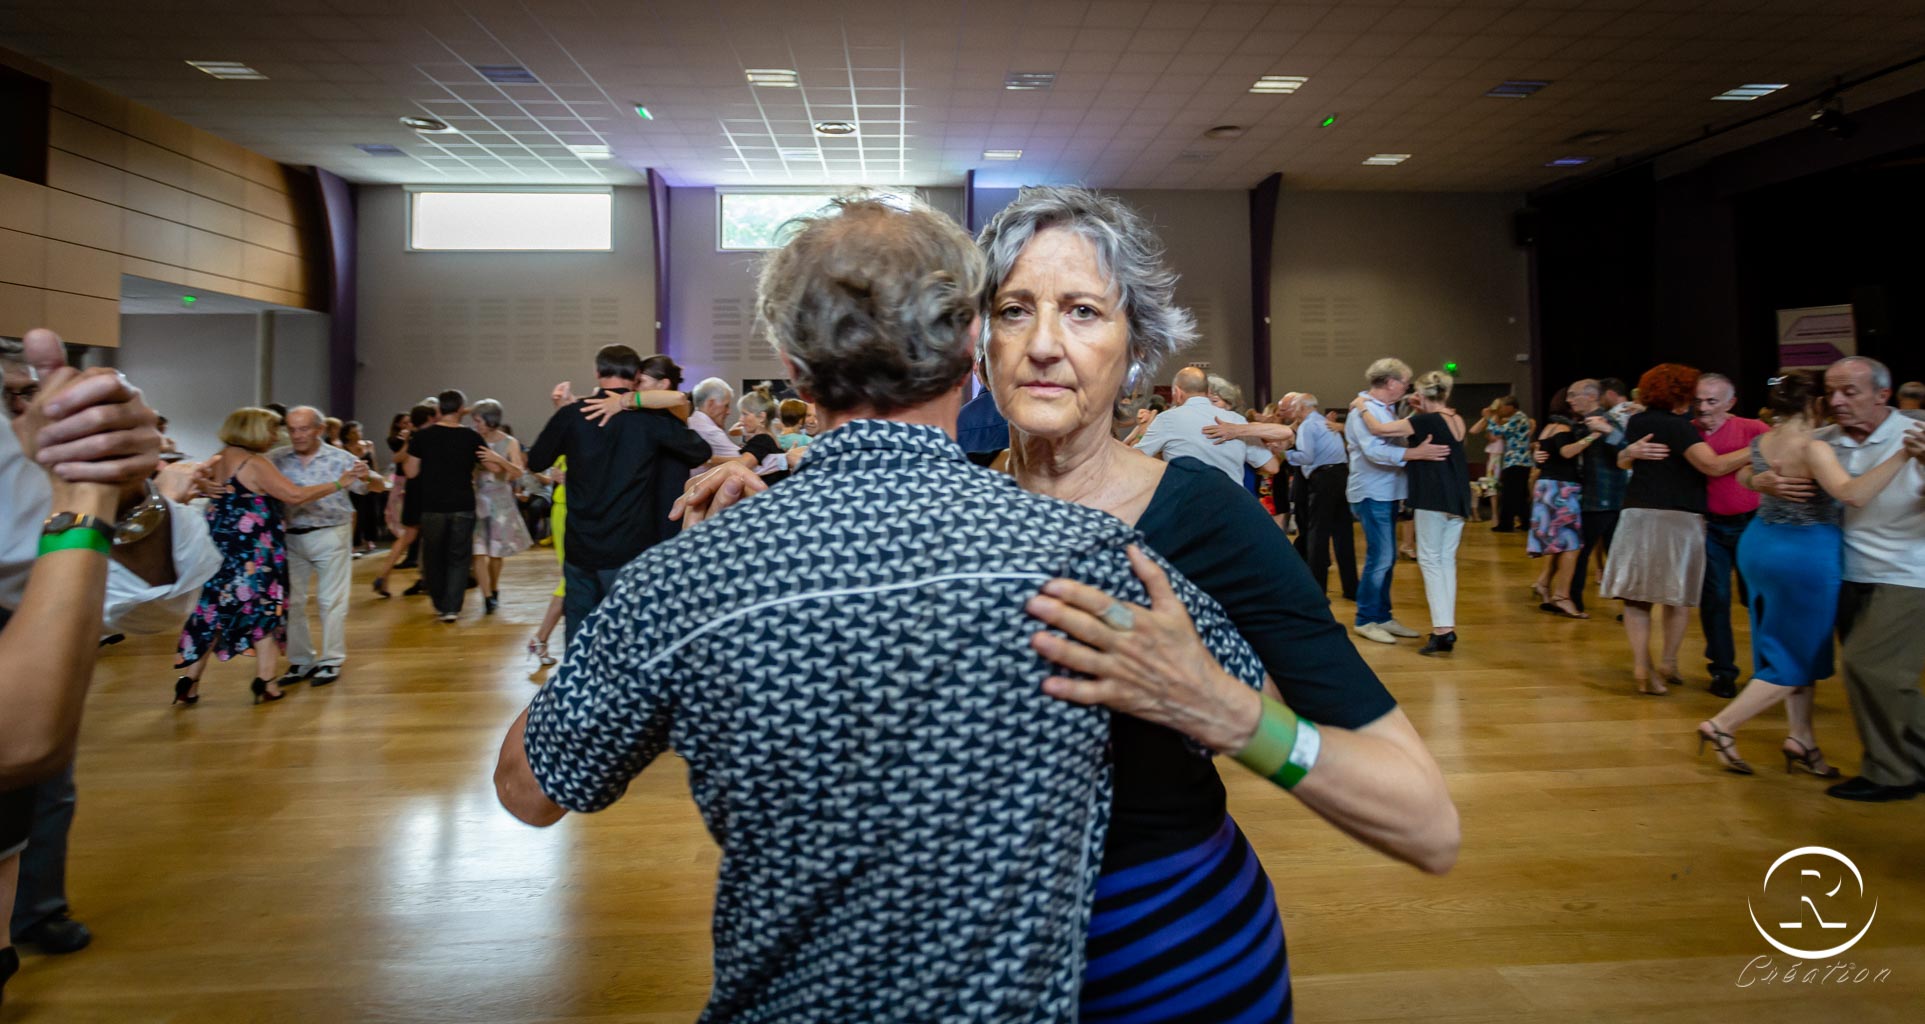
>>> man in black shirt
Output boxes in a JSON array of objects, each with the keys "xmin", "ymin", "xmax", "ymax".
[
  {"xmin": 527, "ymin": 346, "xmax": 710, "ymax": 643},
  {"xmin": 403, "ymin": 389, "xmax": 484, "ymax": 622}
]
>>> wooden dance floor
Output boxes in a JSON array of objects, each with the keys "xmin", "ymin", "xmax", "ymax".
[{"xmin": 9, "ymin": 527, "xmax": 1922, "ymax": 1022}]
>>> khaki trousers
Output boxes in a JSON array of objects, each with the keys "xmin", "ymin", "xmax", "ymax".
[{"xmin": 1835, "ymin": 581, "xmax": 1925, "ymax": 787}]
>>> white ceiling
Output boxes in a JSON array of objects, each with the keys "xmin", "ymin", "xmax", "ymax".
[{"xmin": 5, "ymin": 0, "xmax": 1925, "ymax": 192}]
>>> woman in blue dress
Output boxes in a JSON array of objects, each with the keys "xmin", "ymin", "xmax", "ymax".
[{"xmin": 1695, "ymin": 371, "xmax": 1918, "ymax": 775}]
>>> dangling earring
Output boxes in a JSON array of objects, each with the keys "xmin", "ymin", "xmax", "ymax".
[{"xmin": 1124, "ymin": 363, "xmax": 1144, "ymax": 395}]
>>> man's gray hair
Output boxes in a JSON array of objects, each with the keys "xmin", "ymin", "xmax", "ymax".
[
  {"xmin": 1296, "ymin": 393, "xmax": 1321, "ymax": 412},
  {"xmin": 1569, "ymin": 378, "xmax": 1600, "ymax": 397},
  {"xmin": 978, "ymin": 186, "xmax": 1197, "ymax": 387},
  {"xmin": 1365, "ymin": 357, "xmax": 1413, "ymax": 388},
  {"xmin": 1698, "ymin": 372, "xmax": 1735, "ymax": 395},
  {"xmin": 1898, "ymin": 380, "xmax": 1925, "ymax": 401},
  {"xmin": 692, "ymin": 377, "xmax": 734, "ymax": 409},
  {"xmin": 1833, "ymin": 355, "xmax": 1893, "ymax": 392},
  {"xmin": 757, "ymin": 197, "xmax": 982, "ymax": 413},
  {"xmin": 285, "ymin": 405, "xmax": 325, "ymax": 427}
]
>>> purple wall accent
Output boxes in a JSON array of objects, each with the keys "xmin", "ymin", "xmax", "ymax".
[
  {"xmin": 1247, "ymin": 173, "xmax": 1280, "ymax": 408},
  {"xmin": 963, "ymin": 169, "xmax": 976, "ymax": 233},
  {"xmin": 313, "ymin": 168, "xmax": 357, "ymax": 418},
  {"xmin": 649, "ymin": 169, "xmax": 672, "ymax": 355}
]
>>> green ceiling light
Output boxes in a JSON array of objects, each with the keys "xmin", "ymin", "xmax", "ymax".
[
  {"xmin": 1443, "ymin": 361, "xmax": 1459, "ymax": 374},
  {"xmin": 634, "ymin": 105, "xmax": 654, "ymax": 120},
  {"xmin": 181, "ymin": 295, "xmax": 197, "ymax": 306},
  {"xmin": 1319, "ymin": 114, "xmax": 1337, "ymax": 127}
]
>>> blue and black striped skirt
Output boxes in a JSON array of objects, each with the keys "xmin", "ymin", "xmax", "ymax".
[{"xmin": 1082, "ymin": 815, "xmax": 1291, "ymax": 1023}]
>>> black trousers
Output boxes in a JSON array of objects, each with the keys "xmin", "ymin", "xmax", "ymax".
[
  {"xmin": 1295, "ymin": 464, "xmax": 1358, "ymax": 599},
  {"xmin": 562, "ymin": 562, "xmax": 626, "ymax": 648},
  {"xmin": 10, "ymin": 760, "xmax": 75, "ymax": 939},
  {"xmin": 1496, "ymin": 465, "xmax": 1532, "ymax": 529},
  {"xmin": 1570, "ymin": 508, "xmax": 1620, "ymax": 613},
  {"xmin": 352, "ymin": 492, "xmax": 388, "ymax": 546},
  {"xmin": 418, "ymin": 511, "xmax": 476, "ymax": 615}
]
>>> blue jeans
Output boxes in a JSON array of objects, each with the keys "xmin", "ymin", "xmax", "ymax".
[
  {"xmin": 1350, "ymin": 498, "xmax": 1397, "ymax": 626},
  {"xmin": 1700, "ymin": 514, "xmax": 1751, "ymax": 678}
]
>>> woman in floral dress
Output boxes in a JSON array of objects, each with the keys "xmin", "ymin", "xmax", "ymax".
[
  {"xmin": 174, "ymin": 408, "xmax": 365, "ymax": 705},
  {"xmin": 1528, "ymin": 411, "xmax": 1591, "ymax": 619},
  {"xmin": 469, "ymin": 399, "xmax": 533, "ymax": 615}
]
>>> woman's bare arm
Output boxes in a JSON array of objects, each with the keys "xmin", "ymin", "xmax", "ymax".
[{"xmin": 1806, "ymin": 436, "xmax": 1918, "ymax": 507}]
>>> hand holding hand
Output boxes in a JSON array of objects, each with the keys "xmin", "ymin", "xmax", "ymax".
[
  {"xmin": 11, "ymin": 329, "xmax": 161, "ymax": 501},
  {"xmin": 669, "ymin": 461, "xmax": 766, "ymax": 527}
]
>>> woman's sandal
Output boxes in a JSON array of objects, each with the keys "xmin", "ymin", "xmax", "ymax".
[
  {"xmin": 1697, "ymin": 722, "xmax": 1753, "ymax": 774},
  {"xmin": 1636, "ymin": 676, "xmax": 1670, "ymax": 696},
  {"xmin": 1549, "ymin": 596, "xmax": 1589, "ymax": 619},
  {"xmin": 1783, "ymin": 737, "xmax": 1841, "ymax": 778}
]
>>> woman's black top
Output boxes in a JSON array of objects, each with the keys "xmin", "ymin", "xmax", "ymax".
[
  {"xmin": 1622, "ymin": 409, "xmax": 1707, "ymax": 514},
  {"xmin": 1402, "ymin": 411, "xmax": 1470, "ymax": 518},
  {"xmin": 1113, "ymin": 456, "xmax": 1399, "ymax": 869},
  {"xmin": 1537, "ymin": 423, "xmax": 1582, "ymax": 483},
  {"xmin": 742, "ymin": 433, "xmax": 787, "ymax": 484}
]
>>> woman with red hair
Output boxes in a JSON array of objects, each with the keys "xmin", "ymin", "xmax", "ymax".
[{"xmin": 1606, "ymin": 364, "xmax": 1753, "ymax": 694}]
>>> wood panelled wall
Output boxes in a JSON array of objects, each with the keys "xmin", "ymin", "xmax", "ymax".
[{"xmin": 0, "ymin": 48, "xmax": 319, "ymax": 346}]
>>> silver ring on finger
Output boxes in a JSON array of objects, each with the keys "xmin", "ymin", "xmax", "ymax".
[{"xmin": 1098, "ymin": 601, "xmax": 1136, "ymax": 632}]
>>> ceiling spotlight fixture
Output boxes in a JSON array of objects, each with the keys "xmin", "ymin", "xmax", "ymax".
[
  {"xmin": 634, "ymin": 105, "xmax": 654, "ymax": 120},
  {"xmin": 1203, "ymin": 125, "xmax": 1246, "ymax": 139},
  {"xmin": 1486, "ymin": 79, "xmax": 1550, "ymax": 98},
  {"xmin": 1545, "ymin": 156, "xmax": 1592, "ymax": 167},
  {"xmin": 474, "ymin": 64, "xmax": 539, "ymax": 84},
  {"xmin": 981, "ymin": 149, "xmax": 1023, "ymax": 160},
  {"xmin": 1249, "ymin": 75, "xmax": 1308, "ymax": 94},
  {"xmin": 186, "ymin": 60, "xmax": 267, "ymax": 80},
  {"xmin": 1712, "ymin": 82, "xmax": 1788, "ymax": 101},
  {"xmin": 567, "ymin": 144, "xmax": 613, "ymax": 160},
  {"xmin": 1362, "ymin": 153, "xmax": 1411, "ymax": 166},
  {"xmin": 399, "ymin": 115, "xmax": 456, "ymax": 133},
  {"xmin": 746, "ymin": 68, "xmax": 799, "ymax": 87},
  {"xmin": 354, "ymin": 143, "xmax": 406, "ymax": 156},
  {"xmin": 812, "ymin": 121, "xmax": 858, "ymax": 137},
  {"xmin": 1004, "ymin": 71, "xmax": 1056, "ymax": 91},
  {"xmin": 1319, "ymin": 114, "xmax": 1338, "ymax": 127}
]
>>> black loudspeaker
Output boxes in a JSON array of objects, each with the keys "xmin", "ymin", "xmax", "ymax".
[{"xmin": 1512, "ymin": 208, "xmax": 1539, "ymax": 248}]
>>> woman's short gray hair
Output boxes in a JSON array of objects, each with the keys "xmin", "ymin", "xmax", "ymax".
[
  {"xmin": 1206, "ymin": 374, "xmax": 1243, "ymax": 410},
  {"xmin": 757, "ymin": 196, "xmax": 983, "ymax": 414},
  {"xmin": 471, "ymin": 398, "xmax": 504, "ymax": 430},
  {"xmin": 977, "ymin": 186, "xmax": 1197, "ymax": 387}
]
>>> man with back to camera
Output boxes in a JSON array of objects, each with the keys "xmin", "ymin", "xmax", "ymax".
[
  {"xmin": 1561, "ymin": 379, "xmax": 1627, "ymax": 614},
  {"xmin": 527, "ymin": 346, "xmax": 711, "ymax": 644},
  {"xmin": 1750, "ymin": 356, "xmax": 1925, "ymax": 801},
  {"xmin": 1134, "ymin": 366, "xmax": 1281, "ymax": 485},
  {"xmin": 1201, "ymin": 392, "xmax": 1358, "ymax": 600},
  {"xmin": 1691, "ymin": 374, "xmax": 1769, "ymax": 698},
  {"xmin": 401, "ymin": 389, "xmax": 483, "ymax": 623},
  {"xmin": 1896, "ymin": 380, "xmax": 1924, "ymax": 412},
  {"xmin": 270, "ymin": 406, "xmax": 369, "ymax": 687}
]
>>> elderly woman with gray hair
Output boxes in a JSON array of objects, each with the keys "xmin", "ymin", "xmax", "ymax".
[
  {"xmin": 468, "ymin": 398, "xmax": 532, "ymax": 614},
  {"xmin": 680, "ymin": 186, "xmax": 1459, "ymax": 1021}
]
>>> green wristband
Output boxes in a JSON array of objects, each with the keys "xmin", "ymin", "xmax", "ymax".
[
  {"xmin": 1233, "ymin": 696, "xmax": 1298, "ymax": 779},
  {"xmin": 39, "ymin": 527, "xmax": 113, "ymax": 557},
  {"xmin": 1271, "ymin": 719, "xmax": 1321, "ymax": 790}
]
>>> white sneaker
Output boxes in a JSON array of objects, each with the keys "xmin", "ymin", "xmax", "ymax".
[
  {"xmin": 1355, "ymin": 622, "xmax": 1398, "ymax": 644},
  {"xmin": 1379, "ymin": 619, "xmax": 1422, "ymax": 638}
]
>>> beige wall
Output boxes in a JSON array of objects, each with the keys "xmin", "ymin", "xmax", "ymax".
[
  {"xmin": 0, "ymin": 47, "xmax": 317, "ymax": 346},
  {"xmin": 1270, "ymin": 191, "xmax": 1531, "ymax": 409}
]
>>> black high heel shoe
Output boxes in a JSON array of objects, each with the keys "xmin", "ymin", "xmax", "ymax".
[
  {"xmin": 172, "ymin": 676, "xmax": 199, "ymax": 706},
  {"xmin": 484, "ymin": 593, "xmax": 499, "ymax": 615},
  {"xmin": 1783, "ymin": 737, "xmax": 1842, "ymax": 778},
  {"xmin": 250, "ymin": 677, "xmax": 287, "ymax": 705},
  {"xmin": 372, "ymin": 575, "xmax": 391, "ymax": 598},
  {"xmin": 1696, "ymin": 722, "xmax": 1753, "ymax": 775}
]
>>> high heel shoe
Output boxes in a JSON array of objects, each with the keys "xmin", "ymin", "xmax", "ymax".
[
  {"xmin": 1531, "ymin": 581, "xmax": 1551, "ymax": 605},
  {"xmin": 1783, "ymin": 737, "xmax": 1841, "ymax": 778},
  {"xmin": 1548, "ymin": 596, "xmax": 1589, "ymax": 619},
  {"xmin": 1697, "ymin": 722, "xmax": 1753, "ymax": 774},
  {"xmin": 372, "ymin": 575, "xmax": 391, "ymax": 599},
  {"xmin": 528, "ymin": 636, "xmax": 557, "ymax": 667},
  {"xmin": 485, "ymin": 594, "xmax": 499, "ymax": 615},
  {"xmin": 172, "ymin": 676, "xmax": 200, "ymax": 706},
  {"xmin": 250, "ymin": 677, "xmax": 287, "ymax": 705}
]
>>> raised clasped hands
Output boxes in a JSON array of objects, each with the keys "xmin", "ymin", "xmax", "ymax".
[
  {"xmin": 11, "ymin": 329, "xmax": 161, "ymax": 509},
  {"xmin": 669, "ymin": 460, "xmax": 765, "ymax": 528}
]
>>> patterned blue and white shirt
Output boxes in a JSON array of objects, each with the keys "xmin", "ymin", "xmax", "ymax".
[
  {"xmin": 267, "ymin": 443, "xmax": 366, "ymax": 529},
  {"xmin": 522, "ymin": 420, "xmax": 1264, "ymax": 1023}
]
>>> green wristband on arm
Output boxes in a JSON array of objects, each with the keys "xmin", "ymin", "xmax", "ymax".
[
  {"xmin": 38, "ymin": 528, "xmax": 113, "ymax": 557},
  {"xmin": 1232, "ymin": 695, "xmax": 1322, "ymax": 789}
]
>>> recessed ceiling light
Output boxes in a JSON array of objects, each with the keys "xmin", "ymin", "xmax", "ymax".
[
  {"xmin": 1362, "ymin": 153, "xmax": 1411, "ymax": 166},
  {"xmin": 399, "ymin": 115, "xmax": 456, "ymax": 133},
  {"xmin": 779, "ymin": 149, "xmax": 823, "ymax": 161},
  {"xmin": 982, "ymin": 149, "xmax": 1023, "ymax": 160},
  {"xmin": 1486, "ymin": 80, "xmax": 1551, "ymax": 98},
  {"xmin": 186, "ymin": 60, "xmax": 267, "ymax": 80},
  {"xmin": 812, "ymin": 121, "xmax": 857, "ymax": 136},
  {"xmin": 1249, "ymin": 75, "xmax": 1308, "ymax": 94},
  {"xmin": 354, "ymin": 143, "xmax": 406, "ymax": 156},
  {"xmin": 1713, "ymin": 83, "xmax": 1789, "ymax": 101},
  {"xmin": 567, "ymin": 144, "xmax": 613, "ymax": 160},
  {"xmin": 746, "ymin": 68, "xmax": 799, "ymax": 87},
  {"xmin": 1004, "ymin": 72, "xmax": 1056, "ymax": 91},
  {"xmin": 1203, "ymin": 125, "xmax": 1246, "ymax": 139},
  {"xmin": 1545, "ymin": 156, "xmax": 1592, "ymax": 167},
  {"xmin": 474, "ymin": 64, "xmax": 539, "ymax": 84}
]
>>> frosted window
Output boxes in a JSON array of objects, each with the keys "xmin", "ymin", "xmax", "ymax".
[
  {"xmin": 718, "ymin": 190, "xmax": 916, "ymax": 250},
  {"xmin": 409, "ymin": 191, "xmax": 612, "ymax": 251}
]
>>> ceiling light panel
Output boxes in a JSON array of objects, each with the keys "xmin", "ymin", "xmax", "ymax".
[
  {"xmin": 1004, "ymin": 72, "xmax": 1056, "ymax": 91},
  {"xmin": 1486, "ymin": 80, "xmax": 1551, "ymax": 98},
  {"xmin": 1712, "ymin": 83, "xmax": 1789, "ymax": 101},
  {"xmin": 746, "ymin": 69, "xmax": 799, "ymax": 87},
  {"xmin": 355, "ymin": 143, "xmax": 407, "ymax": 156},
  {"xmin": 1545, "ymin": 156, "xmax": 1592, "ymax": 167},
  {"xmin": 1362, "ymin": 153, "xmax": 1411, "ymax": 165},
  {"xmin": 186, "ymin": 60, "xmax": 267, "ymax": 80},
  {"xmin": 474, "ymin": 64, "xmax": 540, "ymax": 85},
  {"xmin": 982, "ymin": 149, "xmax": 1022, "ymax": 160},
  {"xmin": 1249, "ymin": 75, "xmax": 1308, "ymax": 94}
]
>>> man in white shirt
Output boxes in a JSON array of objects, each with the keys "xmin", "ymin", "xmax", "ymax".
[
  {"xmin": 269, "ymin": 407, "xmax": 369, "ymax": 687},
  {"xmin": 690, "ymin": 378, "xmax": 745, "ymax": 466},
  {"xmin": 2, "ymin": 329, "xmax": 221, "ymax": 961},
  {"xmin": 1345, "ymin": 358, "xmax": 1449, "ymax": 645},
  {"xmin": 1134, "ymin": 367, "xmax": 1280, "ymax": 484}
]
